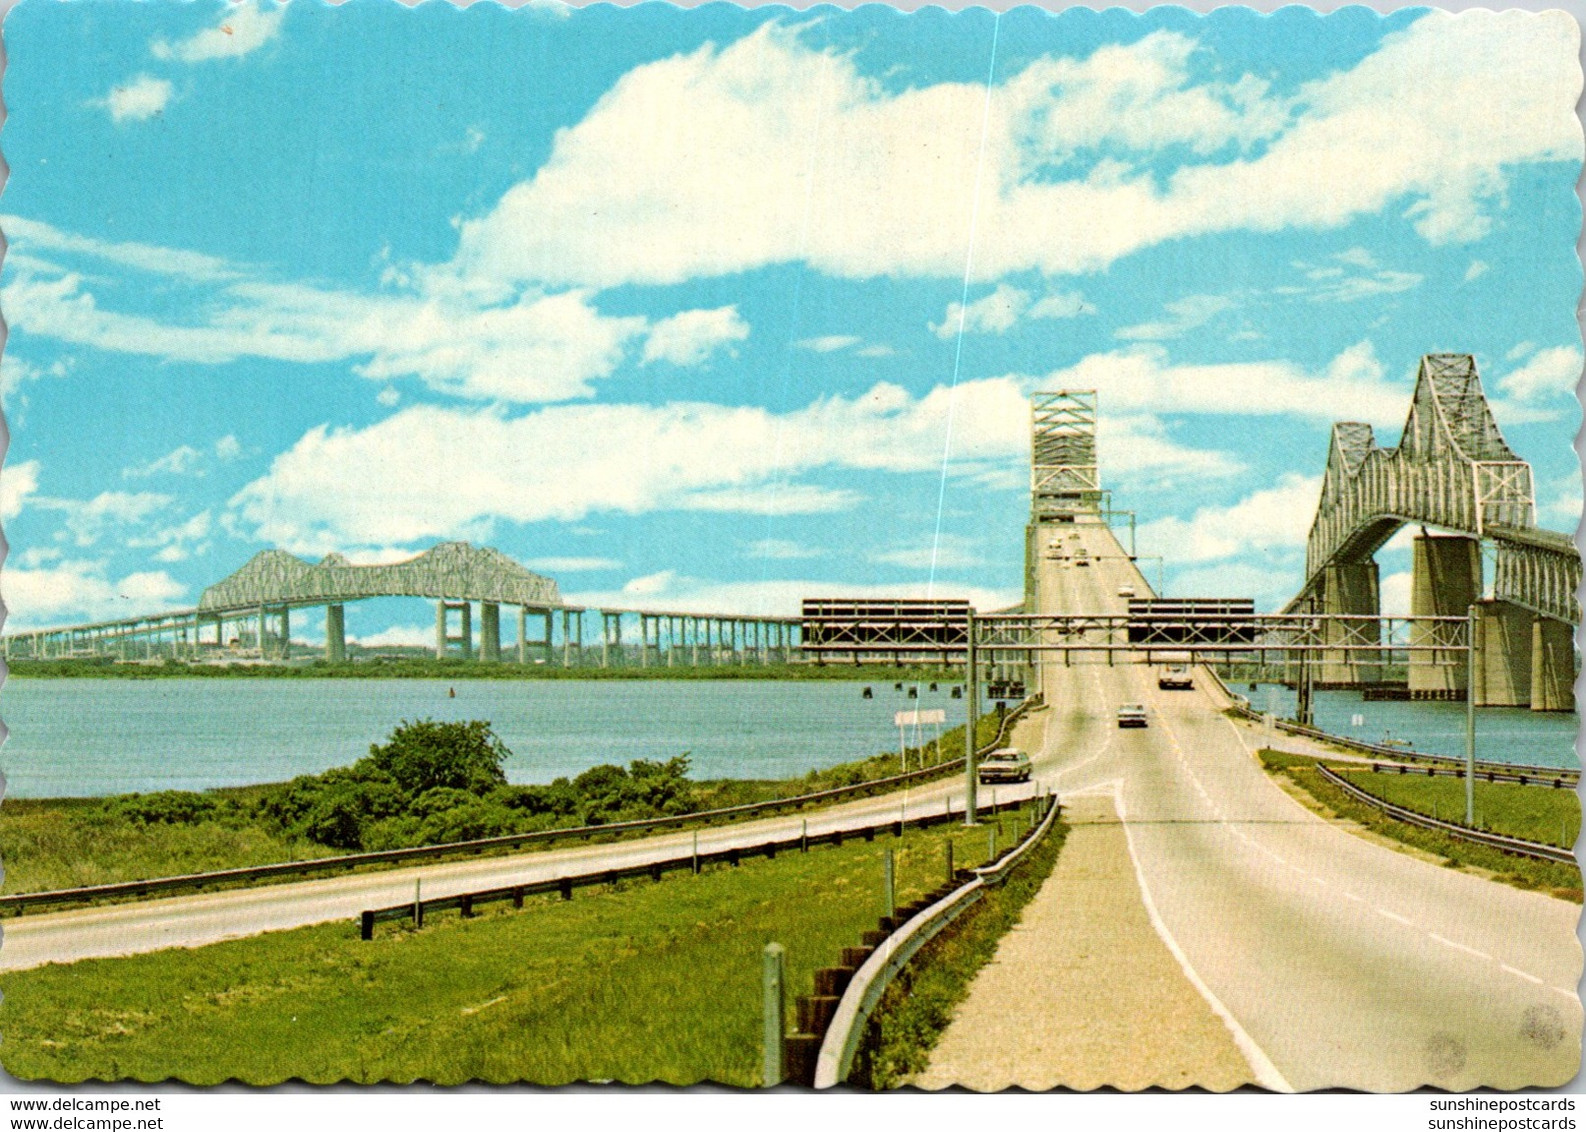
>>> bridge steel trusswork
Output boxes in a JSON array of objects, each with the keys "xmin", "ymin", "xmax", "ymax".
[
  {"xmin": 4, "ymin": 541, "xmax": 800, "ymax": 668},
  {"xmin": 1293, "ymin": 353, "xmax": 1579, "ymax": 711}
]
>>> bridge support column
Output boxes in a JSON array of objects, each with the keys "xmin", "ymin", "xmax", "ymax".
[
  {"xmin": 480, "ymin": 602, "xmax": 500, "ymax": 663},
  {"xmin": 436, "ymin": 601, "xmax": 448, "ymax": 659},
  {"xmin": 1319, "ymin": 562, "xmax": 1380, "ymax": 686},
  {"xmin": 1472, "ymin": 601, "xmax": 1531, "ymax": 707},
  {"xmin": 325, "ymin": 604, "xmax": 346, "ymax": 663},
  {"xmin": 1409, "ymin": 534, "xmax": 1480, "ymax": 698},
  {"xmin": 517, "ymin": 606, "xmax": 527, "ymax": 665},
  {"xmin": 1531, "ymin": 618, "xmax": 1575, "ymax": 712}
]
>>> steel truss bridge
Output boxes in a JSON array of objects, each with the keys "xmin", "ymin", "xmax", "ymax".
[
  {"xmin": 1287, "ymin": 353, "xmax": 1578, "ymax": 710},
  {"xmin": 3, "ymin": 542, "xmax": 799, "ymax": 668}
]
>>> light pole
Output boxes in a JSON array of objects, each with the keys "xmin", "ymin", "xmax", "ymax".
[
  {"xmin": 1465, "ymin": 604, "xmax": 1477, "ymax": 826},
  {"xmin": 964, "ymin": 609, "xmax": 979, "ymax": 826}
]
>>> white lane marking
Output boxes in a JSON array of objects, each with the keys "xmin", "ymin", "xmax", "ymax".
[
  {"xmin": 1110, "ymin": 783, "xmax": 1295, "ymax": 1093},
  {"xmin": 1375, "ymin": 907, "xmax": 1414, "ymax": 927},
  {"xmin": 1501, "ymin": 963, "xmax": 1545, "ymax": 985},
  {"xmin": 1552, "ymin": 986, "xmax": 1579, "ymax": 1001},
  {"xmin": 1340, "ymin": 891, "xmax": 1365, "ymax": 904},
  {"xmin": 1428, "ymin": 933, "xmax": 1493, "ymax": 962}
]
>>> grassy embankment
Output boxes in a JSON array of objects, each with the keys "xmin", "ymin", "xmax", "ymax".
[
  {"xmin": 0, "ymin": 713, "xmax": 1011, "ymax": 896},
  {"xmin": 7, "ymin": 657, "xmax": 962, "ymax": 682},
  {"xmin": 854, "ymin": 815, "xmax": 1068, "ymax": 1089},
  {"xmin": 1, "ymin": 801, "xmax": 1046, "ymax": 1086},
  {"xmin": 1259, "ymin": 750, "xmax": 1581, "ymax": 901}
]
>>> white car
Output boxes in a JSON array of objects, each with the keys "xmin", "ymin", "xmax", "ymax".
[
  {"xmin": 1116, "ymin": 703, "xmax": 1148, "ymax": 728},
  {"xmin": 978, "ymin": 747, "xmax": 1033, "ymax": 784}
]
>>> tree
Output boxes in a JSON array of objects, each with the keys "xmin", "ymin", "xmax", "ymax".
[{"xmin": 363, "ymin": 719, "xmax": 511, "ymax": 796}]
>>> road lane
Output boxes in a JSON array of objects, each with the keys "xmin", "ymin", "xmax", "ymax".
[{"xmin": 1029, "ymin": 516, "xmax": 1581, "ymax": 1090}]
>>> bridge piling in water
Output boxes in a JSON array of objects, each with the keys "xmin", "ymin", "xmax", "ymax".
[{"xmin": 1409, "ymin": 534, "xmax": 1480, "ymax": 698}]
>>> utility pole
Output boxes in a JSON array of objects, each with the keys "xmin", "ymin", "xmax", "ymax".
[
  {"xmin": 1465, "ymin": 604, "xmax": 1477, "ymax": 825},
  {"xmin": 965, "ymin": 609, "xmax": 979, "ymax": 826}
]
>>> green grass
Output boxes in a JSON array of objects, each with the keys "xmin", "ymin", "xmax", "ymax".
[
  {"xmin": 0, "ymin": 809, "xmax": 1038, "ymax": 1085},
  {"xmin": 853, "ymin": 816, "xmax": 1068, "ymax": 1090},
  {"xmin": 1259, "ymin": 750, "xmax": 1581, "ymax": 901},
  {"xmin": 0, "ymin": 710, "xmax": 1013, "ymax": 897}
]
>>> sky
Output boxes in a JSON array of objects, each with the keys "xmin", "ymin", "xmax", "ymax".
[{"xmin": 1, "ymin": 1, "xmax": 1582, "ymax": 645}]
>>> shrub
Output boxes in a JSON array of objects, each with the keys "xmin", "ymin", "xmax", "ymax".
[
  {"xmin": 108, "ymin": 791, "xmax": 218, "ymax": 825},
  {"xmin": 364, "ymin": 719, "xmax": 510, "ymax": 795}
]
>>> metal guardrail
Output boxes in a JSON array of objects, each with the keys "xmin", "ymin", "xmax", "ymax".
[
  {"xmin": 357, "ymin": 801, "xmax": 1012, "ymax": 938},
  {"xmin": 1367, "ymin": 761, "xmax": 1576, "ymax": 789},
  {"xmin": 1316, "ymin": 765, "xmax": 1576, "ymax": 865},
  {"xmin": 1225, "ymin": 694, "xmax": 1578, "ymax": 781},
  {"xmin": 0, "ymin": 699, "xmax": 1038, "ymax": 916},
  {"xmin": 811, "ymin": 791, "xmax": 1061, "ymax": 1088}
]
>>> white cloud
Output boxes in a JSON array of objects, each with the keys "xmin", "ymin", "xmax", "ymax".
[
  {"xmin": 124, "ymin": 444, "xmax": 205, "ymax": 478},
  {"xmin": 932, "ymin": 284, "xmax": 1032, "ymax": 338},
  {"xmin": 1136, "ymin": 474, "xmax": 1322, "ymax": 564},
  {"xmin": 214, "ymin": 434, "xmax": 243, "ymax": 461},
  {"xmin": 151, "ymin": 3, "xmax": 283, "ymax": 63},
  {"xmin": 0, "ymin": 559, "xmax": 186, "ymax": 629},
  {"xmin": 226, "ymin": 377, "xmax": 1233, "ymax": 553},
  {"xmin": 744, "ymin": 538, "xmax": 824, "ymax": 560},
  {"xmin": 1497, "ymin": 345, "xmax": 1582, "ymax": 401},
  {"xmin": 795, "ymin": 335, "xmax": 862, "ymax": 353},
  {"xmin": 349, "ymin": 623, "xmax": 435, "ymax": 648},
  {"xmin": 444, "ymin": 13, "xmax": 1579, "ymax": 291},
  {"xmin": 1464, "ymin": 260, "xmax": 1490, "ymax": 282},
  {"xmin": 857, "ymin": 345, "xmax": 896, "ymax": 358},
  {"xmin": 525, "ymin": 556, "xmax": 622, "ymax": 572},
  {"xmin": 565, "ymin": 574, "xmax": 1019, "ymax": 618},
  {"xmin": 1028, "ymin": 291, "xmax": 1095, "ymax": 320},
  {"xmin": 2, "ymin": 215, "xmax": 239, "ymax": 283},
  {"xmin": 2, "ymin": 460, "xmax": 41, "ymax": 521},
  {"xmin": 376, "ymin": 387, "xmax": 402, "ymax": 407},
  {"xmin": 1278, "ymin": 250, "xmax": 1423, "ymax": 303},
  {"xmin": 98, "ymin": 75, "xmax": 173, "ymax": 124},
  {"xmin": 1115, "ymin": 294, "xmax": 1233, "ymax": 341},
  {"xmin": 1380, "ymin": 570, "xmax": 1413, "ymax": 619},
  {"xmin": 42, "ymin": 491, "xmax": 172, "ymax": 547},
  {"xmin": 869, "ymin": 535, "xmax": 984, "ymax": 570},
  {"xmin": 641, "ymin": 306, "xmax": 749, "ymax": 366},
  {"xmin": 1032, "ymin": 340, "xmax": 1410, "ymax": 424}
]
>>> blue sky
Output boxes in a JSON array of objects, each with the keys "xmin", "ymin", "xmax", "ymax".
[{"xmin": 2, "ymin": 1, "xmax": 1581, "ymax": 643}]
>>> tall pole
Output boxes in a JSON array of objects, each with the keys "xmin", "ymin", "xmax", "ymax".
[
  {"xmin": 965, "ymin": 609, "xmax": 979, "ymax": 826},
  {"xmin": 1466, "ymin": 603, "xmax": 1477, "ymax": 826}
]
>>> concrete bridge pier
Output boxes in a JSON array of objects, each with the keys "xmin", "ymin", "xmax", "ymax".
[
  {"xmin": 325, "ymin": 603, "xmax": 346, "ymax": 663},
  {"xmin": 1319, "ymin": 561, "xmax": 1380, "ymax": 685},
  {"xmin": 480, "ymin": 602, "xmax": 501, "ymax": 662},
  {"xmin": 1409, "ymin": 534, "xmax": 1480, "ymax": 697},
  {"xmin": 1472, "ymin": 600, "xmax": 1531, "ymax": 707},
  {"xmin": 435, "ymin": 600, "xmax": 473, "ymax": 659},
  {"xmin": 1531, "ymin": 618, "xmax": 1575, "ymax": 712}
]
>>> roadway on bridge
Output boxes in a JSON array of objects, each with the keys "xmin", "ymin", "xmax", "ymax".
[
  {"xmin": 0, "ymin": 753, "xmax": 1040, "ymax": 973},
  {"xmin": 944, "ymin": 518, "xmax": 1580, "ymax": 1090}
]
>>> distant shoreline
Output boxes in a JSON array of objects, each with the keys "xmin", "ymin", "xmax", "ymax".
[{"xmin": 4, "ymin": 658, "xmax": 966, "ymax": 682}]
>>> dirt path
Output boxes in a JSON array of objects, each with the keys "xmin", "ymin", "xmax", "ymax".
[{"xmin": 912, "ymin": 795, "xmax": 1256, "ymax": 1092}]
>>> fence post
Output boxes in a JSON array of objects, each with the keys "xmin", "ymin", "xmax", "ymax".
[
  {"xmin": 884, "ymin": 848, "xmax": 895, "ymax": 919},
  {"xmin": 413, "ymin": 878, "xmax": 423, "ymax": 928},
  {"xmin": 693, "ymin": 830, "xmax": 701, "ymax": 874},
  {"xmin": 763, "ymin": 943, "xmax": 786, "ymax": 1087},
  {"xmin": 987, "ymin": 825, "xmax": 997, "ymax": 863},
  {"xmin": 945, "ymin": 840, "xmax": 955, "ymax": 883},
  {"xmin": 801, "ymin": 818, "xmax": 808, "ymax": 853},
  {"xmin": 360, "ymin": 910, "xmax": 375, "ymax": 940}
]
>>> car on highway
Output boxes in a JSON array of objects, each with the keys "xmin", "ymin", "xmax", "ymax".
[
  {"xmin": 1116, "ymin": 703, "xmax": 1148, "ymax": 728},
  {"xmin": 977, "ymin": 747, "xmax": 1033, "ymax": 784},
  {"xmin": 1117, "ymin": 585, "xmax": 1136, "ymax": 599},
  {"xmin": 1158, "ymin": 663, "xmax": 1194, "ymax": 690},
  {"xmin": 1075, "ymin": 554, "xmax": 1091, "ymax": 566}
]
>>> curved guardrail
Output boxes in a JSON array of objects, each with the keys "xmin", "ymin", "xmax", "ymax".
[
  {"xmin": 0, "ymin": 697, "xmax": 1039, "ymax": 915},
  {"xmin": 811, "ymin": 791, "xmax": 1060, "ymax": 1088},
  {"xmin": 1316, "ymin": 765, "xmax": 1575, "ymax": 865}
]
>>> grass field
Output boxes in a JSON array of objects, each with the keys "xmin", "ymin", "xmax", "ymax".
[
  {"xmin": 1260, "ymin": 750, "xmax": 1581, "ymax": 901},
  {"xmin": 0, "ymin": 712, "xmax": 1011, "ymax": 897},
  {"xmin": 0, "ymin": 803, "xmax": 1046, "ymax": 1085}
]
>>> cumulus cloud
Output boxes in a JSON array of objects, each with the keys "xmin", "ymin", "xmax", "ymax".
[
  {"xmin": 2, "ymin": 460, "xmax": 41, "ymax": 521},
  {"xmin": 1115, "ymin": 294, "xmax": 1233, "ymax": 341},
  {"xmin": 152, "ymin": 3, "xmax": 284, "ymax": 63},
  {"xmin": 1276, "ymin": 249, "xmax": 1423, "ymax": 303},
  {"xmin": 565, "ymin": 573, "xmax": 1019, "ymax": 618},
  {"xmin": 1136, "ymin": 474, "xmax": 1322, "ymax": 565},
  {"xmin": 1497, "ymin": 345, "xmax": 1582, "ymax": 401},
  {"xmin": 444, "ymin": 13, "xmax": 1580, "ymax": 291},
  {"xmin": 744, "ymin": 538, "xmax": 824, "ymax": 560},
  {"xmin": 226, "ymin": 378, "xmax": 1233, "ymax": 553},
  {"xmin": 0, "ymin": 559, "xmax": 186, "ymax": 629},
  {"xmin": 795, "ymin": 335, "xmax": 862, "ymax": 353},
  {"xmin": 97, "ymin": 75, "xmax": 173, "ymax": 124},
  {"xmin": 525, "ymin": 556, "xmax": 622, "ymax": 572},
  {"xmin": 641, "ymin": 306, "xmax": 749, "ymax": 366},
  {"xmin": 1033, "ymin": 340, "xmax": 1410, "ymax": 424}
]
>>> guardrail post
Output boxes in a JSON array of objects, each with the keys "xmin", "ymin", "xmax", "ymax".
[
  {"xmin": 693, "ymin": 831, "xmax": 701, "ymax": 873},
  {"xmin": 987, "ymin": 825, "xmax": 997, "ymax": 863},
  {"xmin": 945, "ymin": 840, "xmax": 955, "ymax": 883},
  {"xmin": 413, "ymin": 878, "xmax": 423, "ymax": 928},
  {"xmin": 360, "ymin": 910, "xmax": 375, "ymax": 940},
  {"xmin": 884, "ymin": 849, "xmax": 895, "ymax": 920},
  {"xmin": 800, "ymin": 819, "xmax": 808, "ymax": 853},
  {"xmin": 763, "ymin": 943, "xmax": 786, "ymax": 1087}
]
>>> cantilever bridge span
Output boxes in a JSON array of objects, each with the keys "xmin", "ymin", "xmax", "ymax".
[
  {"xmin": 1290, "ymin": 353, "xmax": 1578, "ymax": 710},
  {"xmin": 4, "ymin": 542, "xmax": 799, "ymax": 668}
]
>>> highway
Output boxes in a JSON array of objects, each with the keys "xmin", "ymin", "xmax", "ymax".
[
  {"xmin": 0, "ymin": 747, "xmax": 1039, "ymax": 973},
  {"xmin": 1020, "ymin": 517, "xmax": 1581, "ymax": 1091}
]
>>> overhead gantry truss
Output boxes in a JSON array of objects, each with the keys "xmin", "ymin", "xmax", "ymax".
[
  {"xmin": 1296, "ymin": 354, "xmax": 1579, "ymax": 626},
  {"xmin": 1030, "ymin": 390, "xmax": 1101, "ymax": 514}
]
